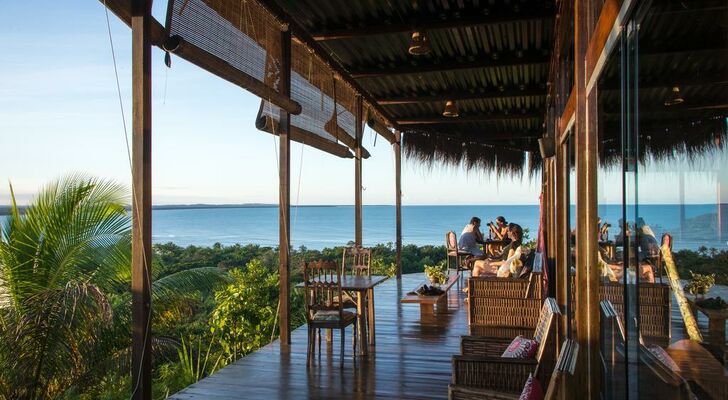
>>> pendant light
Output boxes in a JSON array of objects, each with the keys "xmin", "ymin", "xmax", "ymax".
[
  {"xmin": 408, "ymin": 31, "xmax": 432, "ymax": 55},
  {"xmin": 664, "ymin": 86, "xmax": 684, "ymax": 106},
  {"xmin": 442, "ymin": 100, "xmax": 459, "ymax": 118}
]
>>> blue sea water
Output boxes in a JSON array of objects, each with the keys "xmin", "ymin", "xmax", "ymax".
[
  {"xmin": 1, "ymin": 204, "xmax": 725, "ymax": 251},
  {"xmin": 148, "ymin": 204, "xmax": 728, "ymax": 251}
]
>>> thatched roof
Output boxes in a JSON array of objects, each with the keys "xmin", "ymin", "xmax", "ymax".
[
  {"xmin": 136, "ymin": 0, "xmax": 727, "ymax": 173},
  {"xmin": 595, "ymin": 1, "xmax": 728, "ymax": 167}
]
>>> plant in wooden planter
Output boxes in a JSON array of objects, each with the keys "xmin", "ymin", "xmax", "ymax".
[
  {"xmin": 424, "ymin": 263, "xmax": 447, "ymax": 285},
  {"xmin": 684, "ymin": 271, "xmax": 715, "ymax": 299}
]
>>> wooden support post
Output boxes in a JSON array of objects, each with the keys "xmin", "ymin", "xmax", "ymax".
[
  {"xmin": 355, "ymin": 96, "xmax": 363, "ymax": 247},
  {"xmin": 544, "ymin": 158, "xmax": 556, "ymax": 297},
  {"xmin": 573, "ymin": 0, "xmax": 600, "ymax": 396},
  {"xmin": 130, "ymin": 1, "xmax": 152, "ymax": 399},
  {"xmin": 394, "ymin": 130, "xmax": 402, "ymax": 279},
  {"xmin": 278, "ymin": 28, "xmax": 292, "ymax": 348},
  {"xmin": 555, "ymin": 138, "xmax": 569, "ymax": 343}
]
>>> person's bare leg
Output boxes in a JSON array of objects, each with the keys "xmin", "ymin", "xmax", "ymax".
[{"xmin": 641, "ymin": 263, "xmax": 655, "ymax": 283}]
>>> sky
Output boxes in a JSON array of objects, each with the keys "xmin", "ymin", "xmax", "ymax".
[{"xmin": 0, "ymin": 1, "xmax": 725, "ymax": 207}]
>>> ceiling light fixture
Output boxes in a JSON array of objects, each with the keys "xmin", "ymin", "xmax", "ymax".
[
  {"xmin": 408, "ymin": 31, "xmax": 432, "ymax": 56},
  {"xmin": 442, "ymin": 100, "xmax": 459, "ymax": 118},
  {"xmin": 664, "ymin": 86, "xmax": 684, "ymax": 106}
]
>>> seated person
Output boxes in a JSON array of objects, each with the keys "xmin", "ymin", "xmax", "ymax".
[
  {"xmin": 486, "ymin": 216, "xmax": 510, "ymax": 240},
  {"xmin": 636, "ymin": 218, "xmax": 660, "ymax": 259},
  {"xmin": 472, "ymin": 224, "xmax": 524, "ymax": 277},
  {"xmin": 484, "ymin": 216, "xmax": 511, "ymax": 256},
  {"xmin": 458, "ymin": 217, "xmax": 485, "ymax": 258},
  {"xmin": 598, "ymin": 252, "xmax": 655, "ymax": 283}
]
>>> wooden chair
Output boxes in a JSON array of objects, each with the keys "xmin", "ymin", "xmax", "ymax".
[
  {"xmin": 446, "ymin": 231, "xmax": 472, "ymax": 276},
  {"xmin": 450, "ymin": 298, "xmax": 561, "ymax": 396},
  {"xmin": 339, "ymin": 247, "xmax": 371, "ymax": 311},
  {"xmin": 342, "ymin": 246, "xmax": 371, "ymax": 276},
  {"xmin": 303, "ymin": 260, "xmax": 358, "ymax": 368}
]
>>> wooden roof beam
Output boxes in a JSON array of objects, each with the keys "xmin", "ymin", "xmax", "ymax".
[
  {"xmin": 310, "ymin": 9, "xmax": 551, "ymax": 41},
  {"xmin": 350, "ymin": 51, "xmax": 549, "ymax": 78},
  {"xmin": 397, "ymin": 112, "xmax": 542, "ymax": 125},
  {"xmin": 377, "ymin": 85, "xmax": 546, "ymax": 105},
  {"xmin": 256, "ymin": 0, "xmax": 402, "ymax": 131}
]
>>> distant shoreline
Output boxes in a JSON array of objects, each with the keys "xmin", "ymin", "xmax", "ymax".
[{"xmin": 1, "ymin": 203, "xmax": 726, "ymax": 216}]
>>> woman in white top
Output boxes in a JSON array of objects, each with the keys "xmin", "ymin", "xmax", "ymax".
[
  {"xmin": 472, "ymin": 224, "xmax": 524, "ymax": 277},
  {"xmin": 458, "ymin": 217, "xmax": 485, "ymax": 257}
]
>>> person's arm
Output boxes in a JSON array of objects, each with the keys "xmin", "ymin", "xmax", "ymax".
[
  {"xmin": 475, "ymin": 228, "xmax": 485, "ymax": 244},
  {"xmin": 488, "ymin": 223, "xmax": 501, "ymax": 239}
]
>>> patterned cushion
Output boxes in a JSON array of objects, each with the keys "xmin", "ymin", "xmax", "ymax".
[
  {"xmin": 313, "ymin": 310, "xmax": 354, "ymax": 322},
  {"xmin": 502, "ymin": 335, "xmax": 539, "ymax": 359},
  {"xmin": 519, "ymin": 373, "xmax": 544, "ymax": 400},
  {"xmin": 648, "ymin": 345, "xmax": 681, "ymax": 372}
]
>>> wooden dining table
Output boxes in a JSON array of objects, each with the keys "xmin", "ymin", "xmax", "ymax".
[{"xmin": 296, "ymin": 275, "xmax": 388, "ymax": 356}]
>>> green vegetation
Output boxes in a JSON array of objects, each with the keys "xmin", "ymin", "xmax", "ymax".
[
  {"xmin": 0, "ymin": 175, "xmax": 448, "ymax": 399},
  {"xmin": 4, "ymin": 176, "xmax": 727, "ymax": 399},
  {"xmin": 684, "ymin": 271, "xmax": 716, "ymax": 296},
  {"xmin": 424, "ymin": 262, "xmax": 448, "ymax": 284},
  {"xmin": 673, "ymin": 247, "xmax": 728, "ymax": 286}
]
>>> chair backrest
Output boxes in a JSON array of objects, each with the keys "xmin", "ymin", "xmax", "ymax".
[
  {"xmin": 342, "ymin": 246, "xmax": 371, "ymax": 276},
  {"xmin": 534, "ymin": 298, "xmax": 560, "ymax": 363},
  {"xmin": 303, "ymin": 260, "xmax": 343, "ymax": 322},
  {"xmin": 446, "ymin": 231, "xmax": 458, "ymax": 251},
  {"xmin": 542, "ymin": 339, "xmax": 579, "ymax": 400},
  {"xmin": 533, "ymin": 297, "xmax": 559, "ymax": 344}
]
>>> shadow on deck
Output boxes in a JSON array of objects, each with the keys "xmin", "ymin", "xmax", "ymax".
[{"xmin": 169, "ymin": 272, "xmax": 467, "ymax": 400}]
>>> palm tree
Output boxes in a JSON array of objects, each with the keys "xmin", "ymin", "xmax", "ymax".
[{"xmin": 0, "ymin": 175, "xmax": 229, "ymax": 399}]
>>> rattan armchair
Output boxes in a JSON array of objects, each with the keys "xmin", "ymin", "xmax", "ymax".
[
  {"xmin": 448, "ymin": 338, "xmax": 578, "ymax": 400},
  {"xmin": 450, "ymin": 298, "xmax": 561, "ymax": 396},
  {"xmin": 467, "ymin": 275, "xmax": 544, "ymax": 338}
]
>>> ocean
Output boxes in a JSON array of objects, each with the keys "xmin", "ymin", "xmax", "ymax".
[
  {"xmin": 1, "ymin": 204, "xmax": 725, "ymax": 251},
  {"xmin": 147, "ymin": 204, "xmax": 728, "ymax": 251}
]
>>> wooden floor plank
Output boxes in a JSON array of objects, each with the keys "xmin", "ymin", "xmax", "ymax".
[
  {"xmin": 169, "ymin": 273, "xmax": 467, "ymax": 399},
  {"xmin": 169, "ymin": 273, "xmax": 714, "ymax": 399}
]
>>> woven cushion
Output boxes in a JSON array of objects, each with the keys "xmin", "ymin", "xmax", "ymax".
[
  {"xmin": 648, "ymin": 345, "xmax": 681, "ymax": 372},
  {"xmin": 519, "ymin": 373, "xmax": 544, "ymax": 400},
  {"xmin": 312, "ymin": 310, "xmax": 354, "ymax": 322},
  {"xmin": 502, "ymin": 335, "xmax": 539, "ymax": 359}
]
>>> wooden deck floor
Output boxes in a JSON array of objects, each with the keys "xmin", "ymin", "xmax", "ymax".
[
  {"xmin": 168, "ymin": 273, "xmax": 727, "ymax": 400},
  {"xmin": 169, "ymin": 273, "xmax": 468, "ymax": 400}
]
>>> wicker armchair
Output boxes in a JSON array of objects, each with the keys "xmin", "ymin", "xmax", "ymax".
[
  {"xmin": 468, "ymin": 274, "xmax": 542, "ymax": 299},
  {"xmin": 570, "ymin": 275, "xmax": 671, "ymax": 346},
  {"xmin": 448, "ymin": 337, "xmax": 577, "ymax": 400},
  {"xmin": 467, "ymin": 276, "xmax": 544, "ymax": 338},
  {"xmin": 450, "ymin": 299, "xmax": 560, "ymax": 397}
]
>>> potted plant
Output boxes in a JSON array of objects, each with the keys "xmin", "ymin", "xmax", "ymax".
[
  {"xmin": 684, "ymin": 271, "xmax": 715, "ymax": 299},
  {"xmin": 424, "ymin": 263, "xmax": 447, "ymax": 285}
]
